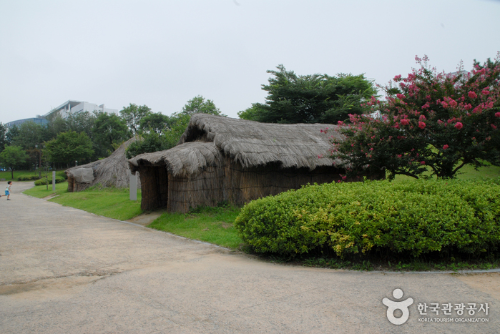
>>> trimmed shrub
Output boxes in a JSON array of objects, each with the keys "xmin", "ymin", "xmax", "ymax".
[
  {"xmin": 234, "ymin": 179, "xmax": 500, "ymax": 258},
  {"xmin": 55, "ymin": 170, "xmax": 68, "ymax": 180},
  {"xmin": 34, "ymin": 176, "xmax": 65, "ymax": 186},
  {"xmin": 18, "ymin": 175, "xmax": 40, "ymax": 181}
]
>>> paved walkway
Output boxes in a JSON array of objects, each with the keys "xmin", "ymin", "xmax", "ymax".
[{"xmin": 0, "ymin": 182, "xmax": 499, "ymax": 333}]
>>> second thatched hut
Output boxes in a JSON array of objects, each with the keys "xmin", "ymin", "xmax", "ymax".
[
  {"xmin": 129, "ymin": 114, "xmax": 373, "ymax": 213},
  {"xmin": 66, "ymin": 137, "xmax": 140, "ymax": 192}
]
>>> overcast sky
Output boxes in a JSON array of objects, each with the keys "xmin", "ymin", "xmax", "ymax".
[{"xmin": 1, "ymin": 0, "xmax": 499, "ymax": 124}]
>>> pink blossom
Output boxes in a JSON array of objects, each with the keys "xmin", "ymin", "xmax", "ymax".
[
  {"xmin": 492, "ymin": 124, "xmax": 498, "ymax": 130},
  {"xmin": 394, "ymin": 75, "xmax": 402, "ymax": 81},
  {"xmin": 397, "ymin": 154, "xmax": 402, "ymax": 158},
  {"xmin": 337, "ymin": 121, "xmax": 344, "ymax": 125},
  {"xmin": 454, "ymin": 122, "xmax": 463, "ymax": 130},
  {"xmin": 420, "ymin": 161, "xmax": 426, "ymax": 165},
  {"xmin": 443, "ymin": 144, "xmax": 449, "ymax": 150},
  {"xmin": 396, "ymin": 94, "xmax": 405, "ymax": 100},
  {"xmin": 400, "ymin": 119, "xmax": 410, "ymax": 126},
  {"xmin": 342, "ymin": 176, "xmax": 347, "ymax": 180},
  {"xmin": 468, "ymin": 91, "xmax": 477, "ymax": 98},
  {"xmin": 370, "ymin": 148, "xmax": 374, "ymax": 151},
  {"xmin": 464, "ymin": 104, "xmax": 472, "ymax": 110},
  {"xmin": 418, "ymin": 121, "xmax": 426, "ymax": 129},
  {"xmin": 419, "ymin": 115, "xmax": 426, "ymax": 121},
  {"xmin": 495, "ymin": 112, "xmax": 500, "ymax": 118},
  {"xmin": 441, "ymin": 102, "xmax": 449, "ymax": 108},
  {"xmin": 482, "ymin": 89, "xmax": 490, "ymax": 96},
  {"xmin": 449, "ymin": 99, "xmax": 457, "ymax": 108}
]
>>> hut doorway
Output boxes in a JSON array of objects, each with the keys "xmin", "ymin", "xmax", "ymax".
[{"xmin": 138, "ymin": 165, "xmax": 168, "ymax": 211}]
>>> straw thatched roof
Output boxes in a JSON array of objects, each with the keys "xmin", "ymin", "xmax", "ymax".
[
  {"xmin": 129, "ymin": 114, "xmax": 342, "ymax": 177},
  {"xmin": 67, "ymin": 137, "xmax": 140, "ymax": 189}
]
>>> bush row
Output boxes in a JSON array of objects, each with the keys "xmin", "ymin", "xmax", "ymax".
[
  {"xmin": 34, "ymin": 176, "xmax": 66, "ymax": 186},
  {"xmin": 17, "ymin": 175, "xmax": 40, "ymax": 181},
  {"xmin": 234, "ymin": 179, "xmax": 500, "ymax": 258},
  {"xmin": 17, "ymin": 171, "xmax": 68, "ymax": 181}
]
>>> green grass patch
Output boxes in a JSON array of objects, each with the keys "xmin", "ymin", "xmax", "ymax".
[
  {"xmin": 0, "ymin": 169, "xmax": 68, "ymax": 181},
  {"xmin": 148, "ymin": 205, "xmax": 243, "ymax": 249},
  {"xmin": 24, "ymin": 181, "xmax": 69, "ymax": 198},
  {"xmin": 393, "ymin": 162, "xmax": 500, "ymax": 181},
  {"xmin": 0, "ymin": 170, "xmax": 40, "ymax": 181},
  {"xmin": 24, "ymin": 182, "xmax": 142, "ymax": 221}
]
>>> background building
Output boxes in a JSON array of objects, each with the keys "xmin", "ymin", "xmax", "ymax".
[
  {"xmin": 4, "ymin": 100, "xmax": 118, "ymax": 127},
  {"xmin": 5, "ymin": 117, "xmax": 49, "ymax": 128},
  {"xmin": 43, "ymin": 100, "xmax": 118, "ymax": 120}
]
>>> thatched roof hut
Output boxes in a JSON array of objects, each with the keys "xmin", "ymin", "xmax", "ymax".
[
  {"xmin": 66, "ymin": 137, "xmax": 140, "ymax": 192},
  {"xmin": 129, "ymin": 114, "xmax": 369, "ymax": 212}
]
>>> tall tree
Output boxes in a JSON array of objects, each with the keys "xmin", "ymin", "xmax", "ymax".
[
  {"xmin": 0, "ymin": 123, "xmax": 6, "ymax": 153},
  {"xmin": 5, "ymin": 125, "xmax": 19, "ymax": 145},
  {"xmin": 0, "ymin": 146, "xmax": 29, "ymax": 179},
  {"xmin": 92, "ymin": 112, "xmax": 130, "ymax": 157},
  {"xmin": 238, "ymin": 65, "xmax": 376, "ymax": 124},
  {"xmin": 330, "ymin": 55, "xmax": 500, "ymax": 180},
  {"xmin": 11, "ymin": 121, "xmax": 45, "ymax": 149},
  {"xmin": 44, "ymin": 131, "xmax": 94, "ymax": 165},
  {"xmin": 126, "ymin": 96, "xmax": 223, "ymax": 158},
  {"xmin": 66, "ymin": 111, "xmax": 96, "ymax": 138},
  {"xmin": 120, "ymin": 104, "xmax": 152, "ymax": 134},
  {"xmin": 139, "ymin": 112, "xmax": 173, "ymax": 134},
  {"xmin": 45, "ymin": 116, "xmax": 68, "ymax": 140},
  {"xmin": 180, "ymin": 96, "xmax": 225, "ymax": 116}
]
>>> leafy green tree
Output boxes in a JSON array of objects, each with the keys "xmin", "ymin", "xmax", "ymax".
[
  {"xmin": 66, "ymin": 111, "xmax": 96, "ymax": 138},
  {"xmin": 239, "ymin": 65, "xmax": 377, "ymax": 124},
  {"xmin": 45, "ymin": 116, "xmax": 68, "ymax": 140},
  {"xmin": 180, "ymin": 96, "xmax": 226, "ymax": 116},
  {"xmin": 330, "ymin": 55, "xmax": 500, "ymax": 180},
  {"xmin": 139, "ymin": 112, "xmax": 173, "ymax": 134},
  {"xmin": 44, "ymin": 131, "xmax": 94, "ymax": 165},
  {"xmin": 126, "ymin": 96, "xmax": 223, "ymax": 158},
  {"xmin": 0, "ymin": 146, "xmax": 29, "ymax": 179},
  {"xmin": 11, "ymin": 121, "xmax": 45, "ymax": 149},
  {"xmin": 5, "ymin": 125, "xmax": 20, "ymax": 145},
  {"xmin": 92, "ymin": 112, "xmax": 130, "ymax": 157},
  {"xmin": 120, "ymin": 104, "xmax": 152, "ymax": 134},
  {"xmin": 0, "ymin": 123, "xmax": 6, "ymax": 153}
]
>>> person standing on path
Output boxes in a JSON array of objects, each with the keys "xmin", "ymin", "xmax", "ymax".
[{"xmin": 5, "ymin": 181, "xmax": 12, "ymax": 200}]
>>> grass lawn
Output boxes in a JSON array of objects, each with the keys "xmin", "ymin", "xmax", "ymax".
[
  {"xmin": 23, "ymin": 181, "xmax": 68, "ymax": 198},
  {"xmin": 393, "ymin": 162, "xmax": 500, "ymax": 181},
  {"xmin": 24, "ymin": 182, "xmax": 142, "ymax": 221},
  {"xmin": 149, "ymin": 206, "xmax": 244, "ymax": 249},
  {"xmin": 0, "ymin": 170, "xmax": 40, "ymax": 181},
  {"xmin": 0, "ymin": 169, "xmax": 68, "ymax": 181}
]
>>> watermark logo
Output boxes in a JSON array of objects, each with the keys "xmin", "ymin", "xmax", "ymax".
[
  {"xmin": 382, "ymin": 288, "xmax": 414, "ymax": 325},
  {"xmin": 382, "ymin": 288, "xmax": 490, "ymax": 325}
]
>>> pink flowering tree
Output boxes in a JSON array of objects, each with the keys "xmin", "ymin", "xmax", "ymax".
[{"xmin": 329, "ymin": 54, "xmax": 500, "ymax": 179}]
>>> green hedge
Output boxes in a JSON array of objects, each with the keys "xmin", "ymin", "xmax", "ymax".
[
  {"xmin": 34, "ymin": 176, "xmax": 66, "ymax": 186},
  {"xmin": 234, "ymin": 179, "xmax": 500, "ymax": 258},
  {"xmin": 55, "ymin": 170, "xmax": 68, "ymax": 180},
  {"xmin": 17, "ymin": 175, "xmax": 40, "ymax": 181}
]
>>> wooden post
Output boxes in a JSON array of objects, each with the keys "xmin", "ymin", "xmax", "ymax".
[
  {"xmin": 129, "ymin": 170, "xmax": 137, "ymax": 201},
  {"xmin": 52, "ymin": 171, "xmax": 56, "ymax": 191}
]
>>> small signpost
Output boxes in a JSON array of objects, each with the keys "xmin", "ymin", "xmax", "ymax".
[
  {"xmin": 129, "ymin": 171, "xmax": 137, "ymax": 201},
  {"xmin": 52, "ymin": 171, "xmax": 56, "ymax": 191}
]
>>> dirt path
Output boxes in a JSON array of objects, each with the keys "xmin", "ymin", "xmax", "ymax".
[{"xmin": 0, "ymin": 182, "xmax": 499, "ymax": 333}]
